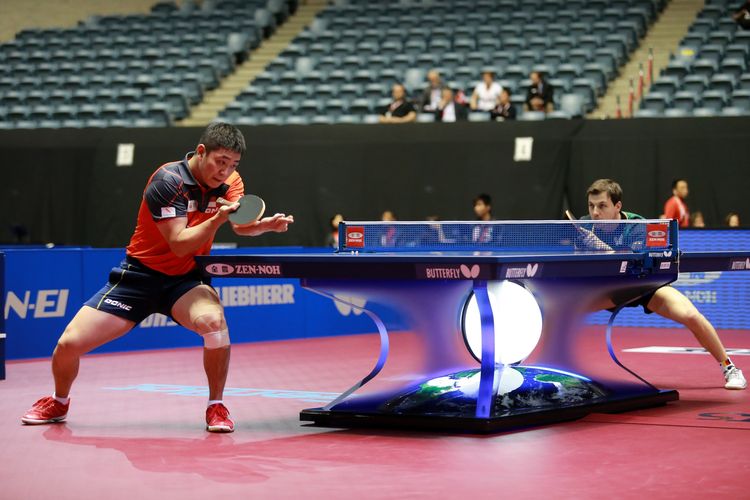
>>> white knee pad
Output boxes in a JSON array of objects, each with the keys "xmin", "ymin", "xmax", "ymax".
[{"xmin": 202, "ymin": 329, "xmax": 230, "ymax": 349}]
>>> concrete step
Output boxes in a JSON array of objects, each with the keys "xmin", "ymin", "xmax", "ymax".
[{"xmin": 590, "ymin": 0, "xmax": 706, "ymax": 118}]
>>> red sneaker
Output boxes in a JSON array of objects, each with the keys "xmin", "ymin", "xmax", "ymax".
[
  {"xmin": 206, "ymin": 403, "xmax": 234, "ymax": 433},
  {"xmin": 21, "ymin": 396, "xmax": 69, "ymax": 425}
]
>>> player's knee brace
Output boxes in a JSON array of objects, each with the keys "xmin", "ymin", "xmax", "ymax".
[
  {"xmin": 194, "ymin": 313, "xmax": 230, "ymax": 349},
  {"xmin": 202, "ymin": 329, "xmax": 230, "ymax": 349}
]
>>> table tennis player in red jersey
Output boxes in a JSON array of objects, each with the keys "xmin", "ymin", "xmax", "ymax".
[{"xmin": 21, "ymin": 122, "xmax": 294, "ymax": 432}]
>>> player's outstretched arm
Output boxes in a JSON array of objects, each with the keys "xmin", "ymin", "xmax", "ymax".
[
  {"xmin": 573, "ymin": 225, "xmax": 614, "ymax": 252},
  {"xmin": 232, "ymin": 213, "xmax": 294, "ymax": 237}
]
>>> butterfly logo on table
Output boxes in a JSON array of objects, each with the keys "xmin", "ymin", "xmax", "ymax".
[
  {"xmin": 460, "ymin": 264, "xmax": 481, "ymax": 279},
  {"xmin": 332, "ymin": 294, "xmax": 367, "ymax": 316}
]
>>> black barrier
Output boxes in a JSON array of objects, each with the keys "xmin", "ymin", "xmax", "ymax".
[{"xmin": 0, "ymin": 118, "xmax": 748, "ymax": 248}]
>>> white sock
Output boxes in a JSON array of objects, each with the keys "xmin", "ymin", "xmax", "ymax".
[
  {"xmin": 721, "ymin": 358, "xmax": 735, "ymax": 374},
  {"xmin": 207, "ymin": 400, "xmax": 223, "ymax": 407},
  {"xmin": 53, "ymin": 393, "xmax": 70, "ymax": 405}
]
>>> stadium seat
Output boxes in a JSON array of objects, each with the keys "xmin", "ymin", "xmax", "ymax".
[
  {"xmin": 559, "ymin": 94, "xmax": 585, "ymax": 117},
  {"xmin": 731, "ymin": 90, "xmax": 750, "ymax": 110},
  {"xmin": 633, "ymin": 109, "xmax": 662, "ymax": 118},
  {"xmin": 701, "ymin": 90, "xmax": 728, "ymax": 111},
  {"xmin": 721, "ymin": 106, "xmax": 750, "ymax": 116},
  {"xmin": 663, "ymin": 108, "xmax": 690, "ymax": 117},
  {"xmin": 673, "ymin": 90, "xmax": 701, "ymax": 111},
  {"xmin": 641, "ymin": 92, "xmax": 671, "ymax": 113}
]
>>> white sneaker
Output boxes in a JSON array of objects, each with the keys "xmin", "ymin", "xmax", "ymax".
[{"xmin": 724, "ymin": 367, "xmax": 747, "ymax": 390}]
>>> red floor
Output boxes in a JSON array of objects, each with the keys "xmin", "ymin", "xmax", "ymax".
[{"xmin": 1, "ymin": 327, "xmax": 749, "ymax": 499}]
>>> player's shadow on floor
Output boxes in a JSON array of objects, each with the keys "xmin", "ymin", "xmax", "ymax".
[{"xmin": 41, "ymin": 421, "xmax": 458, "ymax": 484}]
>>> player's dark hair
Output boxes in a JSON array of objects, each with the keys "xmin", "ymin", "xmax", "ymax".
[
  {"xmin": 587, "ymin": 179, "xmax": 622, "ymax": 205},
  {"xmin": 199, "ymin": 122, "xmax": 246, "ymax": 156},
  {"xmin": 474, "ymin": 193, "xmax": 492, "ymax": 207},
  {"xmin": 671, "ymin": 178, "xmax": 687, "ymax": 190}
]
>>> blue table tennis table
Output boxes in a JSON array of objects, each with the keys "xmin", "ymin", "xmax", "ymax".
[{"xmin": 198, "ymin": 220, "xmax": 750, "ymax": 432}]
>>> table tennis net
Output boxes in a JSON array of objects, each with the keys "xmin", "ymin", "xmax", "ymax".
[{"xmin": 338, "ymin": 220, "xmax": 676, "ymax": 254}]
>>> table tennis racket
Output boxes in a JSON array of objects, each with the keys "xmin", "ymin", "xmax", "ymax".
[
  {"xmin": 564, "ymin": 209, "xmax": 576, "ymax": 221},
  {"xmin": 219, "ymin": 194, "xmax": 265, "ymax": 225}
]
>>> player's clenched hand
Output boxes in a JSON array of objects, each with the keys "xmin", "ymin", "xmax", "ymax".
[
  {"xmin": 575, "ymin": 226, "xmax": 613, "ymax": 252},
  {"xmin": 215, "ymin": 197, "xmax": 240, "ymax": 221}
]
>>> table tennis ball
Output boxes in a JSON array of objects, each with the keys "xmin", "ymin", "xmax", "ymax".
[{"xmin": 462, "ymin": 280, "xmax": 543, "ymax": 365}]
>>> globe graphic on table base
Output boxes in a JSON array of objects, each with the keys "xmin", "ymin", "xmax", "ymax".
[{"xmin": 380, "ymin": 366, "xmax": 610, "ymax": 418}]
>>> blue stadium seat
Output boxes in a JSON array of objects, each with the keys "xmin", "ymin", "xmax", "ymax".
[
  {"xmin": 633, "ymin": 109, "xmax": 662, "ymax": 118},
  {"xmin": 559, "ymin": 93, "xmax": 585, "ymax": 117},
  {"xmin": 720, "ymin": 58, "xmax": 747, "ymax": 80},
  {"xmin": 701, "ymin": 89, "xmax": 728, "ymax": 111},
  {"xmin": 731, "ymin": 90, "xmax": 750, "ymax": 110},
  {"xmin": 650, "ymin": 76, "xmax": 680, "ymax": 96},
  {"xmin": 721, "ymin": 106, "xmax": 750, "ymax": 116},
  {"xmin": 641, "ymin": 92, "xmax": 671, "ymax": 112},
  {"xmin": 673, "ymin": 90, "xmax": 701, "ymax": 111},
  {"xmin": 682, "ymin": 74, "xmax": 709, "ymax": 93},
  {"xmin": 663, "ymin": 108, "xmax": 690, "ymax": 117},
  {"xmin": 692, "ymin": 59, "xmax": 719, "ymax": 78},
  {"xmin": 709, "ymin": 73, "xmax": 737, "ymax": 94}
]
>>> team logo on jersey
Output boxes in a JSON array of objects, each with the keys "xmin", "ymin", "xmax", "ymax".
[
  {"xmin": 160, "ymin": 207, "xmax": 176, "ymax": 218},
  {"xmin": 187, "ymin": 200, "xmax": 197, "ymax": 212}
]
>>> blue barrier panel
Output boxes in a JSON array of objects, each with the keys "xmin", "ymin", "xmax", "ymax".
[
  {"xmin": 587, "ymin": 230, "xmax": 750, "ymax": 329},
  {"xmin": 1, "ymin": 251, "xmax": 5, "ymax": 379},
  {"xmin": 4, "ymin": 247, "xmax": 405, "ymax": 360},
  {"xmin": 4, "ymin": 248, "xmax": 84, "ymax": 360}
]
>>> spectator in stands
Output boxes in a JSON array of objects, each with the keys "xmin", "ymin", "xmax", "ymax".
[
  {"xmin": 725, "ymin": 212, "xmax": 741, "ymax": 227},
  {"xmin": 20, "ymin": 123, "xmax": 296, "ymax": 431},
  {"xmin": 733, "ymin": 1, "xmax": 750, "ymax": 29},
  {"xmin": 582, "ymin": 178, "xmax": 745, "ymax": 390},
  {"xmin": 381, "ymin": 210, "xmax": 396, "ymax": 222},
  {"xmin": 490, "ymin": 88, "xmax": 517, "ymax": 121},
  {"xmin": 434, "ymin": 88, "xmax": 469, "ymax": 122},
  {"xmin": 379, "ymin": 84, "xmax": 417, "ymax": 124},
  {"xmin": 663, "ymin": 178, "xmax": 690, "ymax": 228},
  {"xmin": 690, "ymin": 211, "xmax": 706, "ymax": 228},
  {"xmin": 325, "ymin": 213, "xmax": 344, "ymax": 248},
  {"xmin": 470, "ymin": 70, "xmax": 503, "ymax": 112},
  {"xmin": 525, "ymin": 71, "xmax": 554, "ymax": 112},
  {"xmin": 419, "ymin": 70, "xmax": 448, "ymax": 112}
]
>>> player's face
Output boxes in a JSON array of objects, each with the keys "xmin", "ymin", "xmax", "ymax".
[
  {"xmin": 196, "ymin": 146, "xmax": 241, "ymax": 189},
  {"xmin": 588, "ymin": 192, "xmax": 622, "ymax": 220}
]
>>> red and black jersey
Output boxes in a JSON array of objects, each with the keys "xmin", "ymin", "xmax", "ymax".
[{"xmin": 126, "ymin": 151, "xmax": 244, "ymax": 275}]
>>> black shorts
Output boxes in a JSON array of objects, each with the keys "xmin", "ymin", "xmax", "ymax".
[
  {"xmin": 84, "ymin": 256, "xmax": 211, "ymax": 324},
  {"xmin": 608, "ymin": 289, "xmax": 657, "ymax": 314}
]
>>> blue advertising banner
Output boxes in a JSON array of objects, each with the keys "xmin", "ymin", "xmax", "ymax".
[
  {"xmin": 587, "ymin": 230, "xmax": 750, "ymax": 329},
  {"xmin": 3, "ymin": 247, "xmax": 404, "ymax": 360},
  {"xmin": 2, "ymin": 230, "xmax": 747, "ymax": 361}
]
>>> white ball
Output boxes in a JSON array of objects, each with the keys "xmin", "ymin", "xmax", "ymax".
[{"xmin": 463, "ymin": 280, "xmax": 543, "ymax": 365}]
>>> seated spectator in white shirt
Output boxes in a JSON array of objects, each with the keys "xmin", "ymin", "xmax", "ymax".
[{"xmin": 470, "ymin": 70, "xmax": 503, "ymax": 112}]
